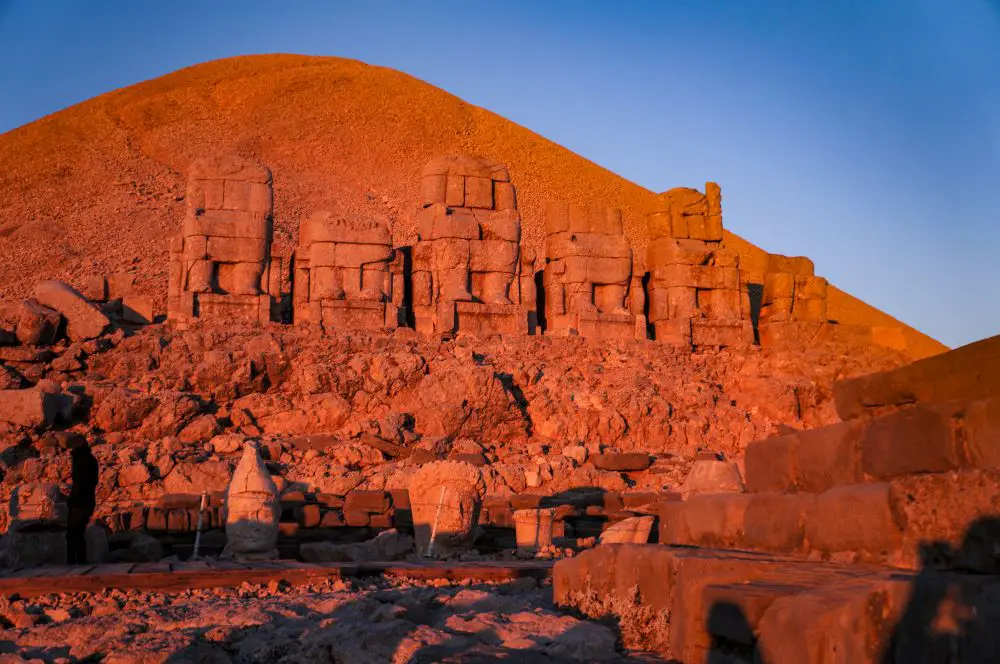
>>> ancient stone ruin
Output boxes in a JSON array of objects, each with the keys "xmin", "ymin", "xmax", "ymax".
[
  {"xmin": 292, "ymin": 211, "xmax": 403, "ymax": 330},
  {"xmin": 543, "ymin": 204, "xmax": 645, "ymax": 339},
  {"xmin": 223, "ymin": 442, "xmax": 280, "ymax": 561},
  {"xmin": 167, "ymin": 156, "xmax": 282, "ymax": 325},
  {"xmin": 646, "ymin": 183, "xmax": 754, "ymax": 347},
  {"xmin": 412, "ymin": 155, "xmax": 533, "ymax": 336},
  {"xmin": 6, "ymin": 483, "xmax": 67, "ymax": 567},
  {"xmin": 407, "ymin": 460, "xmax": 485, "ymax": 558}
]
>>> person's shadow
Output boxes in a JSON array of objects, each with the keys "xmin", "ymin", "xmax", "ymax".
[{"xmin": 702, "ymin": 516, "xmax": 1000, "ymax": 663}]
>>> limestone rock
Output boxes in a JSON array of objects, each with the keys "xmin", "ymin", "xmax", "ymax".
[
  {"xmin": 0, "ymin": 299, "xmax": 62, "ymax": 346},
  {"xmin": 224, "ymin": 442, "xmax": 279, "ymax": 561},
  {"xmin": 34, "ymin": 280, "xmax": 110, "ymax": 341},
  {"xmin": 408, "ymin": 460, "xmax": 485, "ymax": 558},
  {"xmin": 0, "ymin": 389, "xmax": 61, "ymax": 428},
  {"xmin": 300, "ymin": 529, "xmax": 414, "ymax": 563},
  {"xmin": 682, "ymin": 459, "xmax": 745, "ymax": 499},
  {"xmin": 599, "ymin": 516, "xmax": 655, "ymax": 544}
]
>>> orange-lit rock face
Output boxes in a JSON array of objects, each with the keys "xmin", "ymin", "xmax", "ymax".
[
  {"xmin": 646, "ymin": 183, "xmax": 753, "ymax": 348},
  {"xmin": 293, "ymin": 211, "xmax": 402, "ymax": 330},
  {"xmin": 543, "ymin": 203, "xmax": 643, "ymax": 340},
  {"xmin": 168, "ymin": 156, "xmax": 279, "ymax": 324},
  {"xmin": 413, "ymin": 155, "xmax": 531, "ymax": 336}
]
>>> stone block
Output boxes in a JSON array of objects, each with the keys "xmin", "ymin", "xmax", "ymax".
[
  {"xmin": 647, "ymin": 236, "xmax": 711, "ymax": 268},
  {"xmin": 805, "ymin": 483, "xmax": 902, "ymax": 554},
  {"xmin": 343, "ymin": 490, "xmax": 390, "ymax": 514},
  {"xmin": 81, "ymin": 276, "xmax": 108, "ymax": 302},
  {"xmin": 652, "ymin": 264, "xmax": 738, "ymax": 290},
  {"xmin": 122, "ymin": 294, "xmax": 154, "ymax": 325},
  {"xmin": 0, "ymin": 299, "xmax": 61, "ymax": 346},
  {"xmin": 420, "ymin": 174, "xmax": 447, "ymax": 206},
  {"xmin": 464, "ymin": 176, "xmax": 493, "ymax": 209},
  {"xmin": 34, "ymin": 280, "xmax": 109, "ymax": 341},
  {"xmin": 0, "ymin": 389, "xmax": 61, "ymax": 428},
  {"xmin": 766, "ymin": 254, "xmax": 815, "ymax": 276},
  {"xmin": 743, "ymin": 493, "xmax": 812, "ymax": 552},
  {"xmin": 343, "ymin": 510, "xmax": 370, "ymax": 527},
  {"xmin": 185, "ymin": 209, "xmax": 271, "ymax": 240},
  {"xmin": 691, "ymin": 320, "xmax": 753, "ymax": 347},
  {"xmin": 475, "ymin": 210, "xmax": 521, "ymax": 242},
  {"xmin": 653, "ymin": 318, "xmax": 692, "ymax": 345},
  {"xmin": 965, "ymin": 398, "xmax": 1000, "ymax": 470},
  {"xmin": 756, "ymin": 580, "xmax": 904, "ymax": 664},
  {"xmin": 592, "ymin": 453, "xmax": 651, "ymax": 471},
  {"xmin": 763, "ymin": 272, "xmax": 795, "ymax": 302},
  {"xmin": 333, "ymin": 242, "xmax": 393, "ymax": 268},
  {"xmin": 445, "ymin": 175, "xmax": 465, "ymax": 207},
  {"xmin": 320, "ymin": 510, "xmax": 345, "ymax": 528},
  {"xmin": 795, "ymin": 419, "xmax": 865, "ymax": 493},
  {"xmin": 494, "ymin": 181, "xmax": 516, "ymax": 211},
  {"xmin": 833, "ymin": 334, "xmax": 1000, "ymax": 420},
  {"xmin": 699, "ymin": 288, "xmax": 742, "ymax": 321},
  {"xmin": 206, "ymin": 236, "xmax": 268, "ymax": 263},
  {"xmin": 861, "ymin": 405, "xmax": 959, "ymax": 479},
  {"xmin": 599, "ymin": 516, "xmax": 655, "ymax": 544}
]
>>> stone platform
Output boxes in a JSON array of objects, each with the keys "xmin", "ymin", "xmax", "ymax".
[
  {"xmin": 555, "ymin": 544, "xmax": 1000, "ymax": 663},
  {"xmin": 0, "ymin": 559, "xmax": 554, "ymax": 598}
]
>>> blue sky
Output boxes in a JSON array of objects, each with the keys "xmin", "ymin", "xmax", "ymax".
[{"xmin": 1, "ymin": 0, "xmax": 997, "ymax": 348}]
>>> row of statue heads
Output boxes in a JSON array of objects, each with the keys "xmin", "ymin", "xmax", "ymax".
[{"xmin": 166, "ymin": 154, "xmax": 829, "ymax": 347}]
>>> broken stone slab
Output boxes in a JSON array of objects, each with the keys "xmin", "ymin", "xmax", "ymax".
[
  {"xmin": 0, "ymin": 389, "xmax": 61, "ymax": 428},
  {"xmin": 122, "ymin": 294, "xmax": 154, "ymax": 325},
  {"xmin": 0, "ymin": 299, "xmax": 62, "ymax": 346},
  {"xmin": 34, "ymin": 280, "xmax": 110, "ymax": 341},
  {"xmin": 599, "ymin": 515, "xmax": 655, "ymax": 545},
  {"xmin": 300, "ymin": 529, "xmax": 414, "ymax": 563},
  {"xmin": 681, "ymin": 459, "xmax": 745, "ymax": 499},
  {"xmin": 513, "ymin": 508, "xmax": 557, "ymax": 554},
  {"xmin": 592, "ymin": 452, "xmax": 651, "ymax": 472}
]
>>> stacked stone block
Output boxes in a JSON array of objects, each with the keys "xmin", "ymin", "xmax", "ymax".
[
  {"xmin": 543, "ymin": 204, "xmax": 644, "ymax": 339},
  {"xmin": 412, "ymin": 155, "xmax": 532, "ymax": 336},
  {"xmin": 759, "ymin": 254, "xmax": 827, "ymax": 324},
  {"xmin": 654, "ymin": 337, "xmax": 1000, "ymax": 572},
  {"xmin": 168, "ymin": 156, "xmax": 282, "ymax": 325},
  {"xmin": 646, "ymin": 183, "xmax": 752, "ymax": 347},
  {"xmin": 293, "ymin": 212, "xmax": 402, "ymax": 330}
]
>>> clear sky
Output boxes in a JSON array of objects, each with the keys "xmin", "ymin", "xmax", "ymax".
[{"xmin": 1, "ymin": 0, "xmax": 997, "ymax": 348}]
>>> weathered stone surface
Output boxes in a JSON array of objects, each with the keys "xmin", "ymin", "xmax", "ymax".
[
  {"xmin": 513, "ymin": 508, "xmax": 557, "ymax": 553},
  {"xmin": 681, "ymin": 459, "xmax": 744, "ymax": 498},
  {"xmin": 122, "ymin": 294, "xmax": 154, "ymax": 325},
  {"xmin": 34, "ymin": 280, "xmax": 109, "ymax": 341},
  {"xmin": 169, "ymin": 156, "xmax": 277, "ymax": 324},
  {"xmin": 592, "ymin": 453, "xmax": 650, "ymax": 472},
  {"xmin": 834, "ymin": 334, "xmax": 1000, "ymax": 420},
  {"xmin": 408, "ymin": 460, "xmax": 485, "ymax": 558},
  {"xmin": 543, "ymin": 203, "xmax": 640, "ymax": 339},
  {"xmin": 0, "ymin": 389, "xmax": 60, "ymax": 428},
  {"xmin": 224, "ymin": 443, "xmax": 279, "ymax": 561},
  {"xmin": 300, "ymin": 529, "xmax": 414, "ymax": 562},
  {"xmin": 413, "ymin": 155, "xmax": 529, "ymax": 336},
  {"xmin": 294, "ymin": 211, "xmax": 398, "ymax": 330},
  {"xmin": 0, "ymin": 299, "xmax": 62, "ymax": 346},
  {"xmin": 599, "ymin": 515, "xmax": 655, "ymax": 544},
  {"xmin": 805, "ymin": 483, "xmax": 902, "ymax": 555}
]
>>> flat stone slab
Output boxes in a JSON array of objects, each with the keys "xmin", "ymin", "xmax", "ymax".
[{"xmin": 0, "ymin": 559, "xmax": 554, "ymax": 597}]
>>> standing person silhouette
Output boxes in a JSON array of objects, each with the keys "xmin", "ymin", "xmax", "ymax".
[{"xmin": 66, "ymin": 442, "xmax": 99, "ymax": 565}]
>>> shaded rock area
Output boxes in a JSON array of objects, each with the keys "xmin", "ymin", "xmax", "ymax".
[{"xmin": 0, "ymin": 576, "xmax": 654, "ymax": 663}]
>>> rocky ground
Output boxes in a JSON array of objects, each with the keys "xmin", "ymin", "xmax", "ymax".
[
  {"xmin": 0, "ymin": 575, "xmax": 667, "ymax": 663},
  {"xmin": 0, "ymin": 321, "xmax": 908, "ymax": 531}
]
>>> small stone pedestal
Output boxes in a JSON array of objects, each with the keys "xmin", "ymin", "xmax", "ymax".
[{"xmin": 513, "ymin": 508, "xmax": 557, "ymax": 554}]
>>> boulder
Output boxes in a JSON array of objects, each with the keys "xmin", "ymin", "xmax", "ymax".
[
  {"xmin": 408, "ymin": 460, "xmax": 485, "ymax": 558},
  {"xmin": 33, "ymin": 280, "xmax": 109, "ymax": 341},
  {"xmin": 0, "ymin": 299, "xmax": 62, "ymax": 346},
  {"xmin": 0, "ymin": 389, "xmax": 61, "ymax": 428}
]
